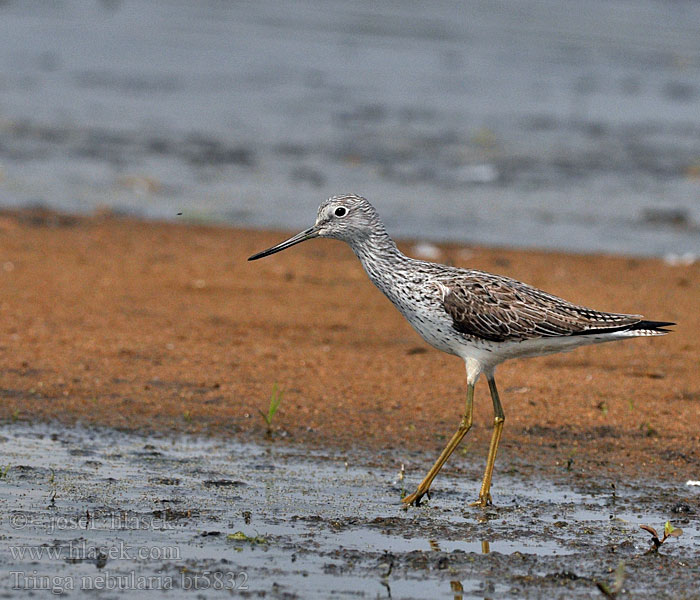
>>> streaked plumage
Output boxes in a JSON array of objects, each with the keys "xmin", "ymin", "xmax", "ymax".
[{"xmin": 249, "ymin": 194, "xmax": 674, "ymax": 506}]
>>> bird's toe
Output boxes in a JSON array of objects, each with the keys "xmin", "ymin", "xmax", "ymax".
[{"xmin": 402, "ymin": 489, "xmax": 429, "ymax": 506}]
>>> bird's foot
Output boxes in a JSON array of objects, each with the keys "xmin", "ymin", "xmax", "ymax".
[
  {"xmin": 469, "ymin": 493, "xmax": 492, "ymax": 508},
  {"xmin": 402, "ymin": 488, "xmax": 430, "ymax": 506}
]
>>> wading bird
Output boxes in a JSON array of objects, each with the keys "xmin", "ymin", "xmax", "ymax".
[{"xmin": 248, "ymin": 194, "xmax": 674, "ymax": 506}]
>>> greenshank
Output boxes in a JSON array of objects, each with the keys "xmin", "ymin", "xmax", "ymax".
[{"xmin": 248, "ymin": 194, "xmax": 674, "ymax": 506}]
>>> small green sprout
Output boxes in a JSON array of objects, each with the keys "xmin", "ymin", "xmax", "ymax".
[
  {"xmin": 0, "ymin": 464, "xmax": 10, "ymax": 479},
  {"xmin": 258, "ymin": 384, "xmax": 282, "ymax": 436},
  {"xmin": 47, "ymin": 468, "xmax": 57, "ymax": 507},
  {"xmin": 640, "ymin": 521, "xmax": 683, "ymax": 552},
  {"xmin": 595, "ymin": 560, "xmax": 625, "ymax": 598},
  {"xmin": 395, "ymin": 464, "xmax": 406, "ymax": 499},
  {"xmin": 640, "ymin": 422, "xmax": 658, "ymax": 437}
]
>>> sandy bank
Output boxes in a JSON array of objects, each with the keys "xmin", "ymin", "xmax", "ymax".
[{"xmin": 0, "ymin": 208, "xmax": 697, "ymax": 480}]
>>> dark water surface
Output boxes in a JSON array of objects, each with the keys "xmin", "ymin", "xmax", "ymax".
[{"xmin": 0, "ymin": 0, "xmax": 699, "ymax": 256}]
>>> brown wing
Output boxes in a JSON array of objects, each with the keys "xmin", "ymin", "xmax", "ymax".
[{"xmin": 440, "ymin": 273, "xmax": 642, "ymax": 343}]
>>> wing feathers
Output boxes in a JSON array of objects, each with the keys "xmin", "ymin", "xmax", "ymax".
[{"xmin": 439, "ymin": 272, "xmax": 644, "ymax": 343}]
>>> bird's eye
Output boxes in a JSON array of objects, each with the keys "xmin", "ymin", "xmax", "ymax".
[{"xmin": 334, "ymin": 207, "xmax": 347, "ymax": 217}]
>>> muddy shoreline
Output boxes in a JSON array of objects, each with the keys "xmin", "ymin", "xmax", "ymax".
[{"xmin": 1, "ymin": 422, "xmax": 698, "ymax": 599}]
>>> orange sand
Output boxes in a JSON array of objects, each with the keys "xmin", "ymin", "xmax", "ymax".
[{"xmin": 0, "ymin": 208, "xmax": 698, "ymax": 480}]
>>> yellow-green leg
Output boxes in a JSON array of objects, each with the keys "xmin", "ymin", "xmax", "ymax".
[
  {"xmin": 471, "ymin": 375, "xmax": 505, "ymax": 507},
  {"xmin": 402, "ymin": 382, "xmax": 475, "ymax": 506}
]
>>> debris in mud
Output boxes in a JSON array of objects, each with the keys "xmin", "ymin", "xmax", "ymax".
[
  {"xmin": 595, "ymin": 560, "xmax": 625, "ymax": 599},
  {"xmin": 227, "ymin": 531, "xmax": 267, "ymax": 545},
  {"xmin": 1, "ymin": 423, "xmax": 699, "ymax": 599},
  {"xmin": 203, "ymin": 479, "xmax": 246, "ymax": 488},
  {"xmin": 152, "ymin": 507, "xmax": 198, "ymax": 521},
  {"xmin": 149, "ymin": 477, "xmax": 181, "ymax": 485},
  {"xmin": 670, "ymin": 502, "xmax": 694, "ymax": 514}
]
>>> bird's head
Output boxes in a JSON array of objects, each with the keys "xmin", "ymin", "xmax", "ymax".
[{"xmin": 248, "ymin": 194, "xmax": 379, "ymax": 260}]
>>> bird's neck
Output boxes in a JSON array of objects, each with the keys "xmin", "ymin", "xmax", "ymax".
[{"xmin": 348, "ymin": 228, "xmax": 409, "ymax": 290}]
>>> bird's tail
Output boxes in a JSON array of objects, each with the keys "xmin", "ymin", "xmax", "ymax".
[
  {"xmin": 626, "ymin": 320, "xmax": 675, "ymax": 335},
  {"xmin": 573, "ymin": 319, "xmax": 675, "ymax": 338}
]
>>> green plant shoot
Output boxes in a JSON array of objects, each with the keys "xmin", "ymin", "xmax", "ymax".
[{"xmin": 259, "ymin": 383, "xmax": 282, "ymax": 435}]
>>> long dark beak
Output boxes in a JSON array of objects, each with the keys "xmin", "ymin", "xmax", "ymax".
[{"xmin": 248, "ymin": 226, "xmax": 319, "ymax": 261}]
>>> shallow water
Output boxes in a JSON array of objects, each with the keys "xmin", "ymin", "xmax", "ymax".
[
  {"xmin": 0, "ymin": 0, "xmax": 699, "ymax": 256},
  {"xmin": 1, "ymin": 423, "xmax": 698, "ymax": 598}
]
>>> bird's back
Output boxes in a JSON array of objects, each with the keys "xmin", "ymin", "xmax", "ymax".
[{"xmin": 362, "ymin": 255, "xmax": 672, "ymax": 362}]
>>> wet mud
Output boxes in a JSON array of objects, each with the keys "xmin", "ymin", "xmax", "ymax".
[{"xmin": 1, "ymin": 423, "xmax": 698, "ymax": 598}]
